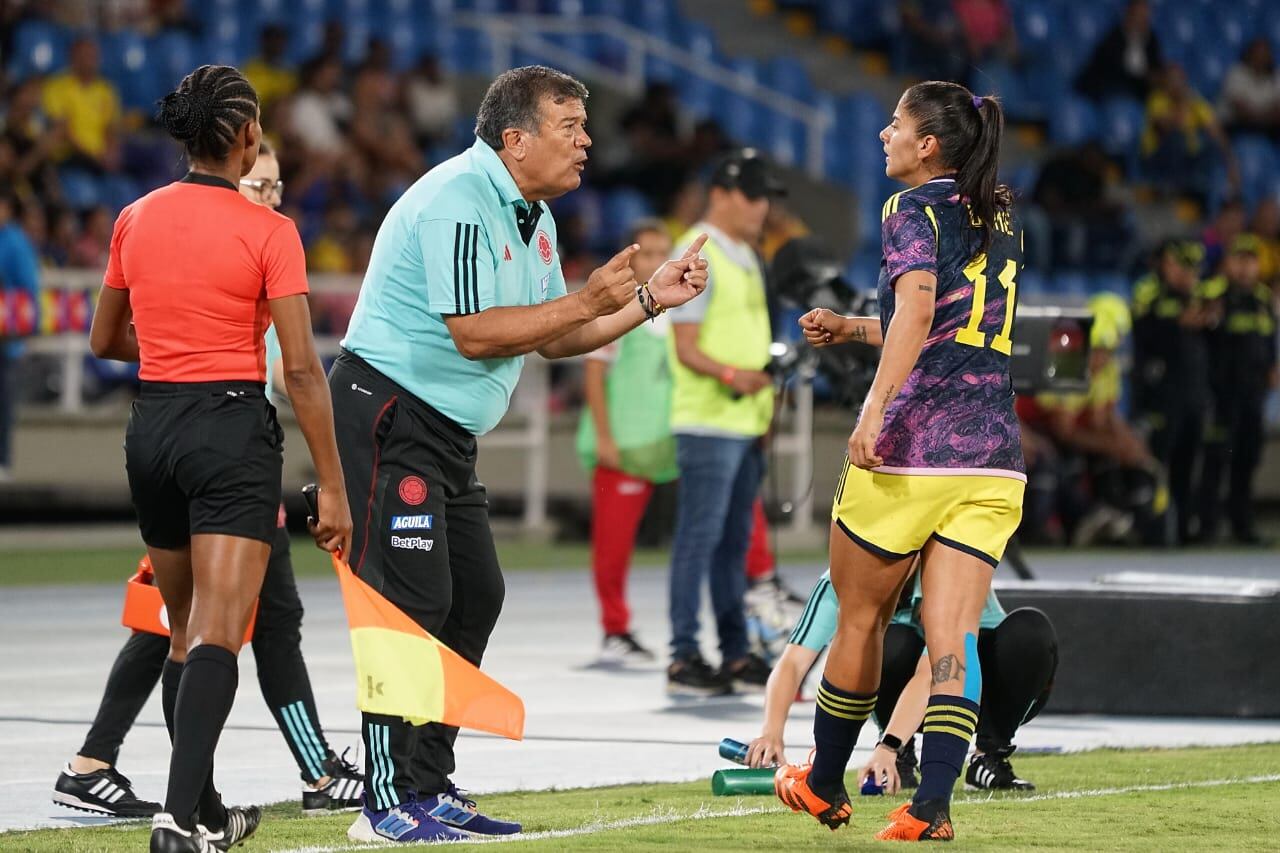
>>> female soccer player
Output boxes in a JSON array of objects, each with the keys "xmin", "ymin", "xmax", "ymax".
[
  {"xmin": 90, "ymin": 65, "xmax": 352, "ymax": 853},
  {"xmin": 774, "ymin": 81, "xmax": 1023, "ymax": 842}
]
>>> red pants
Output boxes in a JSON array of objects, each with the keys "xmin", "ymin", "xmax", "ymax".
[
  {"xmin": 591, "ymin": 468, "xmax": 774, "ymax": 635},
  {"xmin": 591, "ymin": 467, "xmax": 655, "ymax": 635},
  {"xmin": 746, "ymin": 497, "xmax": 774, "ymax": 580}
]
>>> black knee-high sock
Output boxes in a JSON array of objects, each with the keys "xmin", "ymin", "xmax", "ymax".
[
  {"xmin": 164, "ymin": 645, "xmax": 238, "ymax": 831},
  {"xmin": 809, "ymin": 678, "xmax": 877, "ymax": 797},
  {"xmin": 161, "ymin": 657, "xmax": 226, "ymax": 829},
  {"xmin": 161, "ymin": 658, "xmax": 182, "ymax": 742}
]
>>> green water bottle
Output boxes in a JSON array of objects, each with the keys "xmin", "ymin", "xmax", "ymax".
[{"xmin": 711, "ymin": 768, "xmax": 777, "ymax": 796}]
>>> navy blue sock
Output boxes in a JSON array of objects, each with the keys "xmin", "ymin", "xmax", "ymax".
[
  {"xmin": 914, "ymin": 694, "xmax": 980, "ymax": 805},
  {"xmin": 809, "ymin": 678, "xmax": 876, "ymax": 795}
]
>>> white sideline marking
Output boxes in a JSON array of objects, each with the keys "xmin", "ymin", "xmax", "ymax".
[
  {"xmin": 279, "ymin": 773, "xmax": 1280, "ymax": 851},
  {"xmin": 281, "ymin": 804, "xmax": 775, "ymax": 850},
  {"xmin": 955, "ymin": 772, "xmax": 1280, "ymax": 805}
]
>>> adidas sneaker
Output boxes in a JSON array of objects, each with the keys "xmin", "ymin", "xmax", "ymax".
[{"xmin": 53, "ymin": 765, "xmax": 161, "ymax": 818}]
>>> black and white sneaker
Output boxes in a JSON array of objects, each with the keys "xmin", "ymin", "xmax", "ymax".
[
  {"xmin": 965, "ymin": 747, "xmax": 1035, "ymax": 791},
  {"xmin": 150, "ymin": 813, "xmax": 213, "ymax": 853},
  {"xmin": 666, "ymin": 652, "xmax": 733, "ymax": 697},
  {"xmin": 303, "ymin": 749, "xmax": 365, "ymax": 815},
  {"xmin": 199, "ymin": 804, "xmax": 262, "ymax": 850},
  {"xmin": 53, "ymin": 764, "xmax": 161, "ymax": 818},
  {"xmin": 599, "ymin": 632, "xmax": 656, "ymax": 665},
  {"xmin": 720, "ymin": 653, "xmax": 771, "ymax": 693}
]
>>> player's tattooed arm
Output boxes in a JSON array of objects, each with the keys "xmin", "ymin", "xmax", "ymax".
[
  {"xmin": 931, "ymin": 654, "xmax": 965, "ymax": 686},
  {"xmin": 799, "ymin": 310, "xmax": 883, "ymax": 347},
  {"xmin": 879, "ymin": 383, "xmax": 897, "ymax": 415}
]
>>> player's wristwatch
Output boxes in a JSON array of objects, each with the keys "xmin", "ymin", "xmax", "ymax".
[{"xmin": 877, "ymin": 733, "xmax": 903, "ymax": 753}]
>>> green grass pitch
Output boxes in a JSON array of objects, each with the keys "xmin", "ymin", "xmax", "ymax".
[{"xmin": 5, "ymin": 744, "xmax": 1278, "ymax": 851}]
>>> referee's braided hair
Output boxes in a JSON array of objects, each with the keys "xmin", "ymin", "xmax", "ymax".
[
  {"xmin": 901, "ymin": 80, "xmax": 1012, "ymax": 256},
  {"xmin": 158, "ymin": 65, "xmax": 259, "ymax": 163},
  {"xmin": 475, "ymin": 65, "xmax": 588, "ymax": 150}
]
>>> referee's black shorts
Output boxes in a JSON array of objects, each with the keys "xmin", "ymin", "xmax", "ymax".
[{"xmin": 125, "ymin": 381, "xmax": 284, "ymax": 548}]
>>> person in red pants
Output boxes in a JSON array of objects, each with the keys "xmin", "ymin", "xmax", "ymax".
[
  {"xmin": 577, "ymin": 218, "xmax": 677, "ymax": 663},
  {"xmin": 578, "ymin": 220, "xmax": 796, "ymax": 666}
]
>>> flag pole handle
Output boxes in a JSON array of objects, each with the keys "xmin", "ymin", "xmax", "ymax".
[
  {"xmin": 303, "ymin": 482, "xmax": 347, "ymax": 570},
  {"xmin": 302, "ymin": 482, "xmax": 320, "ymax": 526}
]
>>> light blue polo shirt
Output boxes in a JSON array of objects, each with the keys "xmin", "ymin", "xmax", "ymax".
[
  {"xmin": 342, "ymin": 137, "xmax": 567, "ymax": 435},
  {"xmin": 788, "ymin": 569, "xmax": 1007, "ymax": 653}
]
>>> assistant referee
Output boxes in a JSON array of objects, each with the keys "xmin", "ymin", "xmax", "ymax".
[
  {"xmin": 333, "ymin": 65, "xmax": 708, "ymax": 844},
  {"xmin": 89, "ymin": 64, "xmax": 352, "ymax": 853}
]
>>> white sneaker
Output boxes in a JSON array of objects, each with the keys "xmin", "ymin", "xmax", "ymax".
[{"xmin": 599, "ymin": 632, "xmax": 656, "ymax": 664}]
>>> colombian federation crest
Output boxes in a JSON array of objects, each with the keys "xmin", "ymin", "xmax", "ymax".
[
  {"xmin": 536, "ymin": 230, "xmax": 553, "ymax": 265},
  {"xmin": 398, "ymin": 476, "xmax": 427, "ymax": 506}
]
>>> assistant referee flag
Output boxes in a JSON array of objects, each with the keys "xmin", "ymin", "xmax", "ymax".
[{"xmin": 330, "ymin": 552, "xmax": 525, "ymax": 739}]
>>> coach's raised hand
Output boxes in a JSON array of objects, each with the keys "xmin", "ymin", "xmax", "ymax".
[
  {"xmin": 581, "ymin": 243, "xmax": 640, "ymax": 316},
  {"xmin": 647, "ymin": 232, "xmax": 710, "ymax": 308}
]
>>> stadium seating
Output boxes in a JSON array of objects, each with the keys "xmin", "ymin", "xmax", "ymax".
[
  {"xmin": 10, "ymin": 0, "xmax": 1280, "ymax": 297},
  {"xmin": 7, "ymin": 19, "xmax": 70, "ymax": 80},
  {"xmin": 1098, "ymin": 97, "xmax": 1144, "ymax": 162},
  {"xmin": 1233, "ymin": 135, "xmax": 1279, "ymax": 210},
  {"xmin": 600, "ymin": 188, "xmax": 654, "ymax": 248},
  {"xmin": 1049, "ymin": 96, "xmax": 1101, "ymax": 147}
]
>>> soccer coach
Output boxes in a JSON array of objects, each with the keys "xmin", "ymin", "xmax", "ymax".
[{"xmin": 331, "ymin": 65, "xmax": 709, "ymax": 844}]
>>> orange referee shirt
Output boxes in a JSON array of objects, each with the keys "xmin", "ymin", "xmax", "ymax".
[{"xmin": 103, "ymin": 172, "xmax": 309, "ymax": 383}]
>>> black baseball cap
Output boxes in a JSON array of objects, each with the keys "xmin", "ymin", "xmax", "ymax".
[{"xmin": 709, "ymin": 148, "xmax": 787, "ymax": 199}]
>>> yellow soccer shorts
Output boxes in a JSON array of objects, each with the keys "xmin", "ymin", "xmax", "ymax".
[{"xmin": 830, "ymin": 461, "xmax": 1025, "ymax": 568}]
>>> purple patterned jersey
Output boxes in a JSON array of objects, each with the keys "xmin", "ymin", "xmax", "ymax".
[{"xmin": 874, "ymin": 177, "xmax": 1024, "ymax": 476}]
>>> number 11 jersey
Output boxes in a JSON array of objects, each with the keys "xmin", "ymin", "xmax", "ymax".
[{"xmin": 873, "ymin": 177, "xmax": 1024, "ymax": 477}]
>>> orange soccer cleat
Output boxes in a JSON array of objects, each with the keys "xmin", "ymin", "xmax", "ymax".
[
  {"xmin": 773, "ymin": 760, "xmax": 852, "ymax": 831},
  {"xmin": 874, "ymin": 801, "xmax": 955, "ymax": 842}
]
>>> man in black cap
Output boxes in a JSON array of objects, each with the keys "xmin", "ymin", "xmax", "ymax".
[
  {"xmin": 1198, "ymin": 234, "xmax": 1278, "ymax": 544},
  {"xmin": 665, "ymin": 148, "xmax": 787, "ymax": 695}
]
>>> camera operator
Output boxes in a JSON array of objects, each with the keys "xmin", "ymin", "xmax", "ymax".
[{"xmin": 666, "ymin": 148, "xmax": 785, "ymax": 696}]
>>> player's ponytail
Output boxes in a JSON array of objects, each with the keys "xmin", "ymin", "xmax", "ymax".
[
  {"xmin": 159, "ymin": 65, "xmax": 259, "ymax": 164},
  {"xmin": 902, "ymin": 81, "xmax": 1012, "ymax": 256}
]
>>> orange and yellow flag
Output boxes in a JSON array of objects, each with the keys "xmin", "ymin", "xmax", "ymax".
[{"xmin": 330, "ymin": 553, "xmax": 524, "ymax": 740}]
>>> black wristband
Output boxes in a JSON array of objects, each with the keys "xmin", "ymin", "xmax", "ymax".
[
  {"xmin": 636, "ymin": 284, "xmax": 657, "ymax": 320},
  {"xmin": 878, "ymin": 733, "xmax": 903, "ymax": 752}
]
